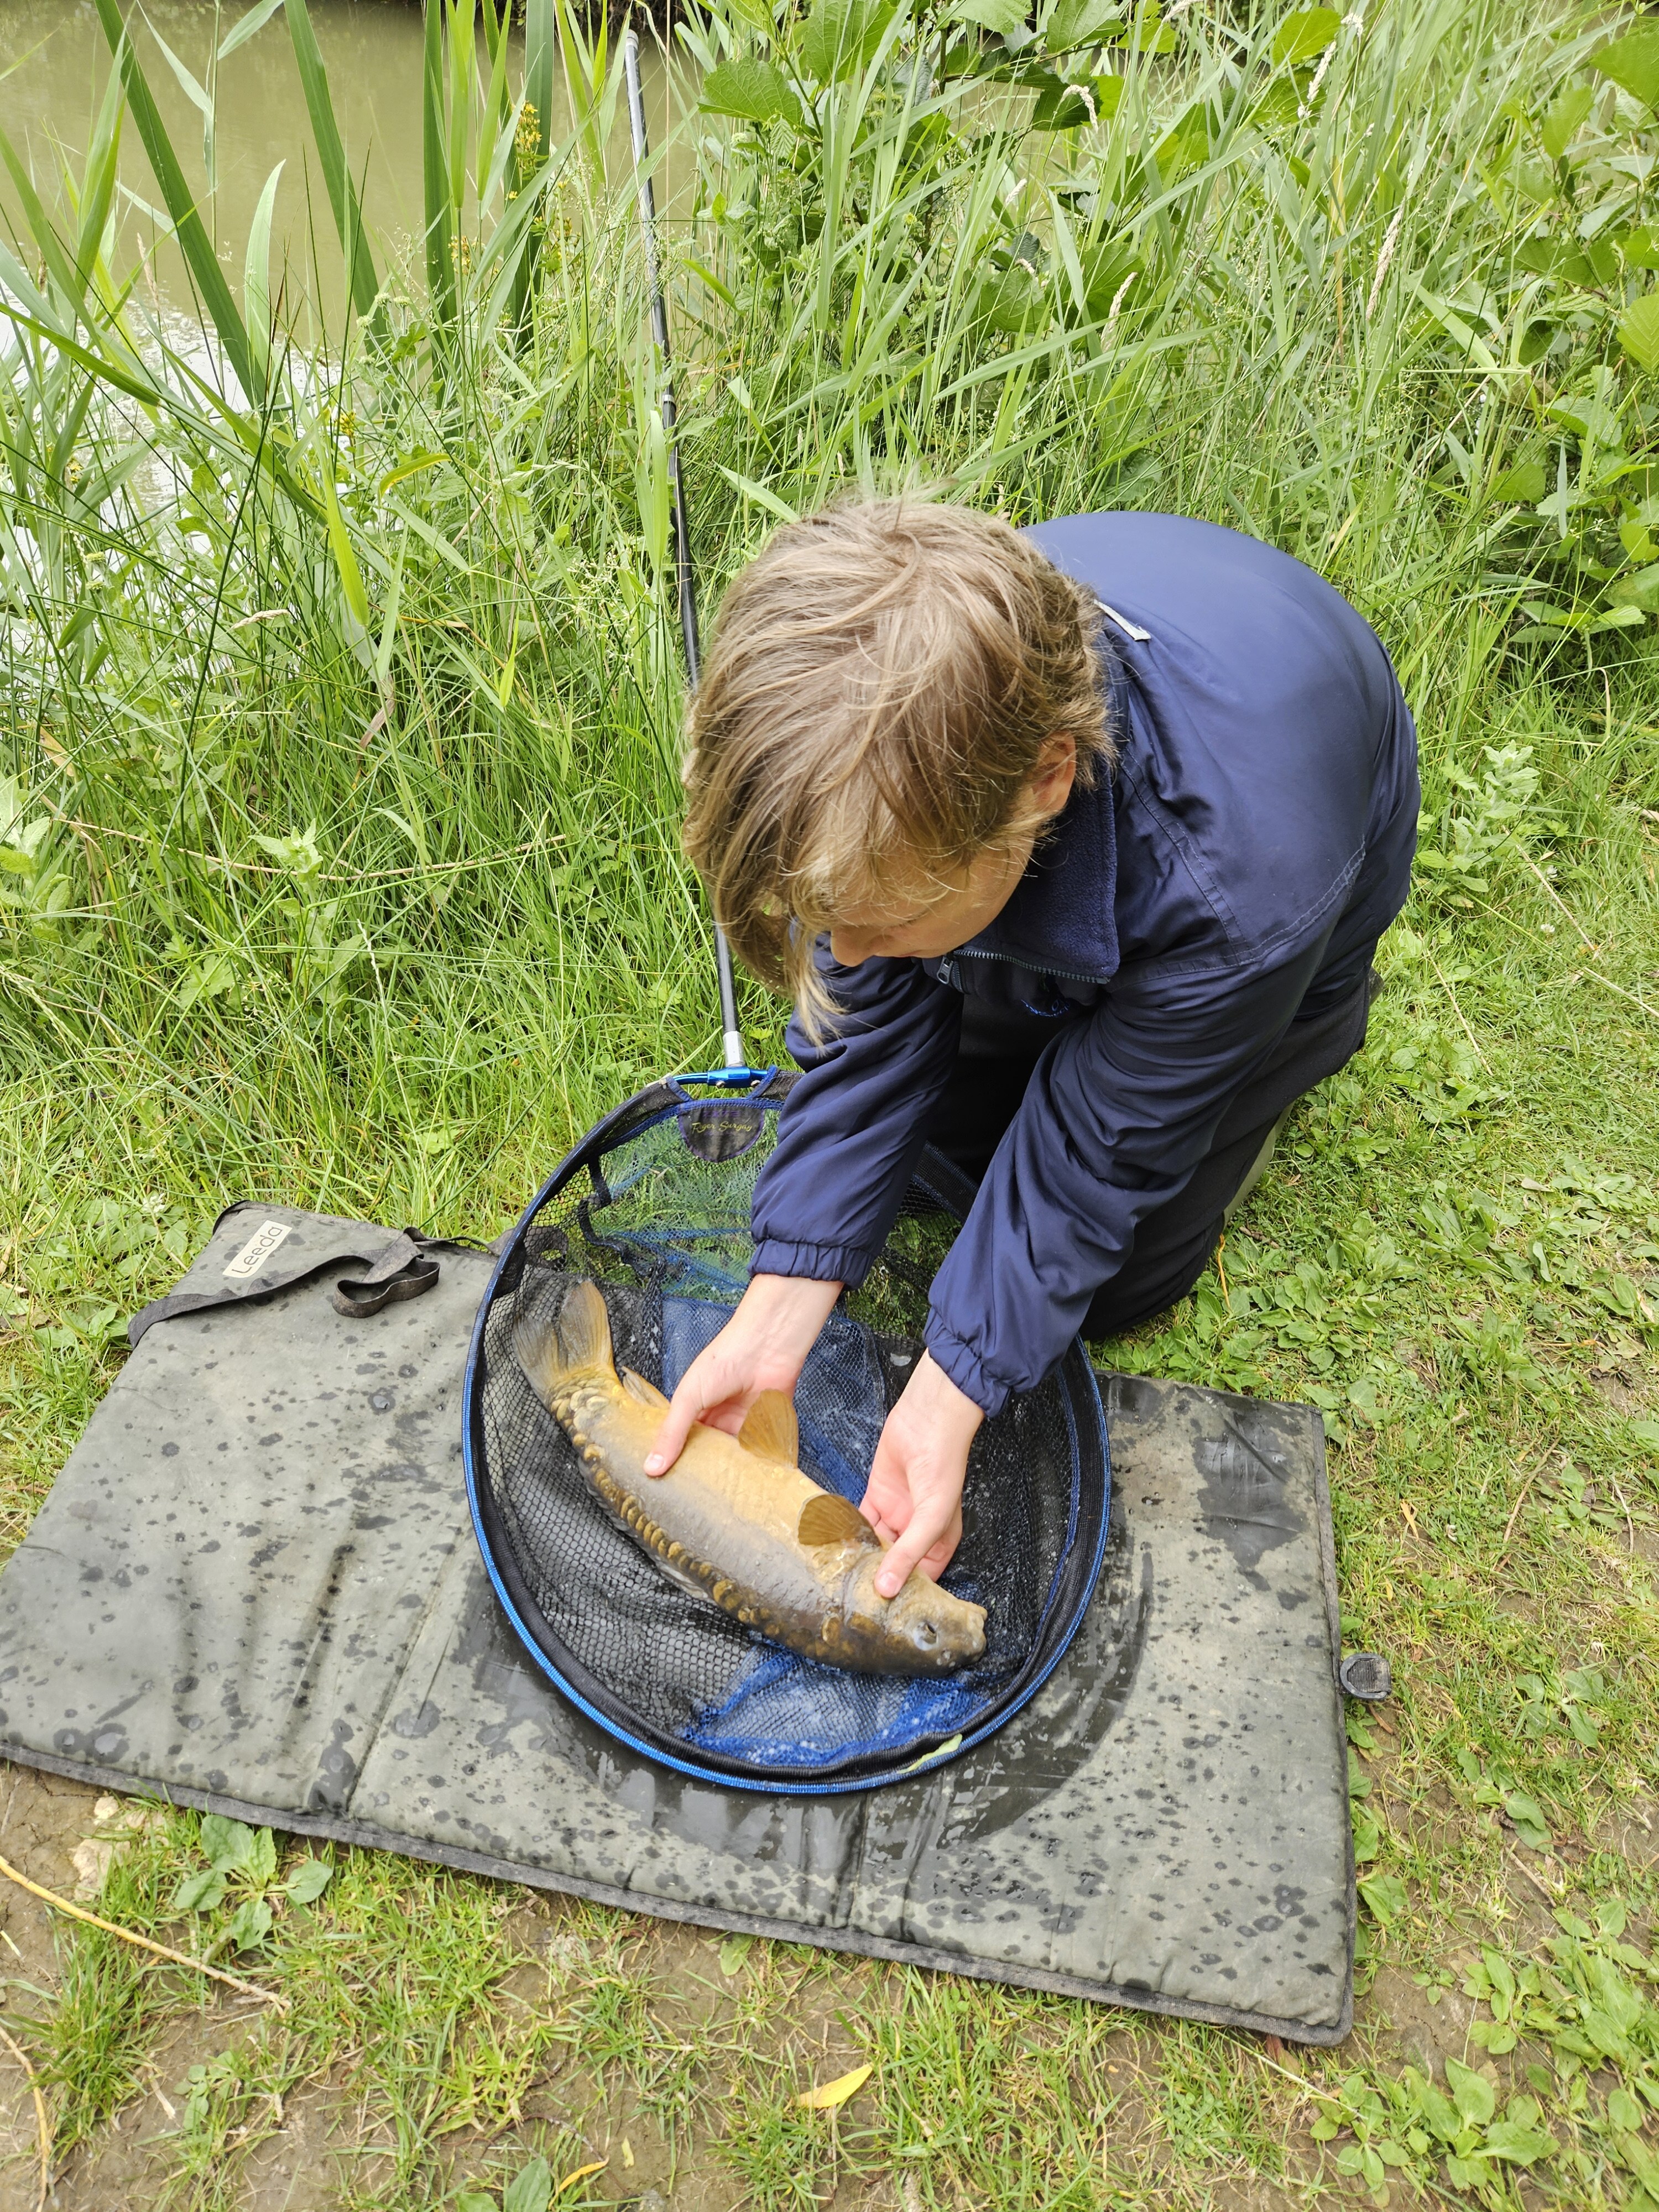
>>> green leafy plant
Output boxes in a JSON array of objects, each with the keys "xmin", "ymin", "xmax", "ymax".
[
  {"xmin": 0, "ymin": 778, "xmax": 70, "ymax": 937},
  {"xmin": 169, "ymin": 1815, "xmax": 333, "ymax": 1953},
  {"xmin": 1416, "ymin": 742, "xmax": 1548, "ymax": 911}
]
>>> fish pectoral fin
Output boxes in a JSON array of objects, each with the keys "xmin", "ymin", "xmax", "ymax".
[
  {"xmin": 738, "ymin": 1390, "xmax": 799, "ymax": 1466},
  {"xmin": 797, "ymin": 1491, "xmax": 879, "ymax": 1550},
  {"xmin": 620, "ymin": 1367, "xmax": 670, "ymax": 1410}
]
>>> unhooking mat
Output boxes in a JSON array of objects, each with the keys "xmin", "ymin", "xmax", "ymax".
[{"xmin": 0, "ymin": 1203, "xmax": 1355, "ymax": 2041}]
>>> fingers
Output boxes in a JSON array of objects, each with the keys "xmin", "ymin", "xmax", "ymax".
[
  {"xmin": 874, "ymin": 1491, "xmax": 959, "ymax": 1599},
  {"xmin": 645, "ymin": 1343, "xmax": 766, "ymax": 1473},
  {"xmin": 914, "ymin": 1509, "xmax": 964, "ymax": 1584},
  {"xmin": 643, "ymin": 1388, "xmax": 698, "ymax": 1478},
  {"xmin": 645, "ymin": 1364, "xmax": 732, "ymax": 1476}
]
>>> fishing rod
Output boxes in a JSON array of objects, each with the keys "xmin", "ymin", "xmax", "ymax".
[{"xmin": 623, "ymin": 22, "xmax": 747, "ymax": 1075}]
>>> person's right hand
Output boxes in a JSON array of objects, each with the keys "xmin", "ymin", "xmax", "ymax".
[{"xmin": 644, "ymin": 1273, "xmax": 843, "ymax": 1477}]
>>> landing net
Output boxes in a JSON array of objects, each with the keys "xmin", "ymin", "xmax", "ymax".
[{"xmin": 464, "ymin": 1073, "xmax": 1109, "ymax": 1792}]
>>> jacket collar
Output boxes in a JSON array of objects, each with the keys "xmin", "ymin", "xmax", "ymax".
[{"xmin": 956, "ymin": 764, "xmax": 1120, "ymax": 985}]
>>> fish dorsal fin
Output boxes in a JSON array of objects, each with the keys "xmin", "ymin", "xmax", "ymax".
[
  {"xmin": 620, "ymin": 1367, "xmax": 670, "ymax": 1410},
  {"xmin": 797, "ymin": 1491, "xmax": 879, "ymax": 1550},
  {"xmin": 555, "ymin": 1280, "xmax": 615, "ymax": 1375},
  {"xmin": 738, "ymin": 1391, "xmax": 799, "ymax": 1466}
]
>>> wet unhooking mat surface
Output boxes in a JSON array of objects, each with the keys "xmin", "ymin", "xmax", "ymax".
[{"xmin": 0, "ymin": 1205, "xmax": 1354, "ymax": 2041}]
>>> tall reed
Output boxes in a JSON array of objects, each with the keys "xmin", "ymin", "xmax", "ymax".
[{"xmin": 0, "ymin": 0, "xmax": 1651, "ymax": 1230}]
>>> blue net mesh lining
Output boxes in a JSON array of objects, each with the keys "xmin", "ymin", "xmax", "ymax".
[{"xmin": 473, "ymin": 1088, "xmax": 1100, "ymax": 1778}]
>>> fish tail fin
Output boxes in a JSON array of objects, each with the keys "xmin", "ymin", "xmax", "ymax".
[
  {"xmin": 555, "ymin": 1280, "xmax": 615, "ymax": 1374},
  {"xmin": 514, "ymin": 1280, "xmax": 615, "ymax": 1402}
]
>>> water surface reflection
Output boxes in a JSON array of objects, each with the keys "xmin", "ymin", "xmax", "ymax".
[{"xmin": 0, "ymin": 0, "xmax": 679, "ymax": 330}]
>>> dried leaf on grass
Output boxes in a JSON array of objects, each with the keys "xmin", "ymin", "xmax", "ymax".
[{"xmin": 796, "ymin": 2062, "xmax": 873, "ymax": 2109}]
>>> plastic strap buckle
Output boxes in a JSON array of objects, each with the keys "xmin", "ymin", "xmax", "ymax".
[{"xmin": 1337, "ymin": 1651, "xmax": 1392, "ymax": 1702}]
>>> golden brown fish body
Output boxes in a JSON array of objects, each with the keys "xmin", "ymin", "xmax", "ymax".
[{"xmin": 515, "ymin": 1282, "xmax": 988, "ymax": 1676}]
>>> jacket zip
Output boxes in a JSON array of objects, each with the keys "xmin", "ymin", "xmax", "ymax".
[
  {"xmin": 943, "ymin": 944, "xmax": 1111, "ymax": 990},
  {"xmin": 1097, "ymin": 597, "xmax": 1152, "ymax": 644}
]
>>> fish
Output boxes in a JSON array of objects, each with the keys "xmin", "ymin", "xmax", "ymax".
[{"xmin": 514, "ymin": 1281, "xmax": 988, "ymax": 1677}]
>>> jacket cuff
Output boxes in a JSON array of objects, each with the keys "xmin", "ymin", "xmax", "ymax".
[
  {"xmin": 750, "ymin": 1237, "xmax": 874, "ymax": 1288},
  {"xmin": 921, "ymin": 1315, "xmax": 1010, "ymax": 1421}
]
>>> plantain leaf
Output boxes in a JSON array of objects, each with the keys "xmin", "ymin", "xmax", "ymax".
[
  {"xmin": 284, "ymin": 1857, "xmax": 333, "ymax": 1904},
  {"xmin": 701, "ymin": 58, "xmax": 804, "ymax": 127},
  {"xmin": 1483, "ymin": 2119, "xmax": 1556, "ymax": 2166},
  {"xmin": 1492, "ymin": 460, "xmax": 1546, "ymax": 502},
  {"xmin": 170, "ymin": 1867, "xmax": 226, "ymax": 1912},
  {"xmin": 246, "ymin": 1825, "xmax": 278, "ymax": 1886},
  {"xmin": 227, "ymin": 1896, "xmax": 273, "ymax": 1951},
  {"xmin": 202, "ymin": 1814, "xmax": 257, "ymax": 1871},
  {"xmin": 1358, "ymin": 1871, "xmax": 1407, "ymax": 1927},
  {"xmin": 502, "ymin": 2158, "xmax": 551, "ymax": 2212},
  {"xmin": 1444, "ymin": 2054, "xmax": 1495, "ymax": 2127},
  {"xmin": 717, "ymin": 1931, "xmax": 754, "ymax": 1975},
  {"xmin": 1501, "ymin": 1787, "xmax": 1551, "ymax": 1848}
]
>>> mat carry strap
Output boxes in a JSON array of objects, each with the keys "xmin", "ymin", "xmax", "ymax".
[
  {"xmin": 127, "ymin": 1223, "xmax": 452, "ymax": 1348},
  {"xmin": 331, "ymin": 1232, "xmax": 440, "ymax": 1319}
]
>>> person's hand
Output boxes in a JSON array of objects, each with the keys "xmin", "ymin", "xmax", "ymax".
[
  {"xmin": 644, "ymin": 1273, "xmax": 843, "ymax": 1477},
  {"xmin": 859, "ymin": 1353, "xmax": 985, "ymax": 1596}
]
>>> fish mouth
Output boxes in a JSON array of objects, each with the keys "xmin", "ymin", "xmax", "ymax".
[
  {"xmin": 893, "ymin": 1593, "xmax": 987, "ymax": 1671},
  {"xmin": 897, "ymin": 1616, "xmax": 985, "ymax": 1674}
]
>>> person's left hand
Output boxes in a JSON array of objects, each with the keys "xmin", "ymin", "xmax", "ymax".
[{"xmin": 859, "ymin": 1353, "xmax": 985, "ymax": 1597}]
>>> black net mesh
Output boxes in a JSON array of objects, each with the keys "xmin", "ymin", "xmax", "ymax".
[{"xmin": 469, "ymin": 1084, "xmax": 1103, "ymax": 1783}]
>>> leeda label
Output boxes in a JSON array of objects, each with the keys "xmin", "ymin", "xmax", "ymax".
[{"xmin": 223, "ymin": 1219, "xmax": 295, "ymax": 1280}]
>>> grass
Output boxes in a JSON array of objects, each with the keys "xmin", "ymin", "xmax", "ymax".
[{"xmin": 0, "ymin": 0, "xmax": 1657, "ymax": 2201}]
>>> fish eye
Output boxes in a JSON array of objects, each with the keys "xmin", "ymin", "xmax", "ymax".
[{"xmin": 913, "ymin": 1619, "xmax": 938, "ymax": 1647}]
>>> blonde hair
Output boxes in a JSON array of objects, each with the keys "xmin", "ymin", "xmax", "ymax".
[{"xmin": 682, "ymin": 499, "xmax": 1114, "ymax": 1035}]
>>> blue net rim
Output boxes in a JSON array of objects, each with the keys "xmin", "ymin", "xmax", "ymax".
[{"xmin": 462, "ymin": 1071, "xmax": 1112, "ymax": 1797}]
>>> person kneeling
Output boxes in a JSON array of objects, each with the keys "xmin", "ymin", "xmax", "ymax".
[{"xmin": 643, "ymin": 500, "xmax": 1420, "ymax": 1598}]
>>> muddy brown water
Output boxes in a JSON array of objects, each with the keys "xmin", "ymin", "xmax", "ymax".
[{"xmin": 0, "ymin": 0, "xmax": 681, "ymax": 335}]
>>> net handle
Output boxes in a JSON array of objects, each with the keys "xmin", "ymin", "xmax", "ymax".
[{"xmin": 624, "ymin": 22, "xmax": 745, "ymax": 1072}]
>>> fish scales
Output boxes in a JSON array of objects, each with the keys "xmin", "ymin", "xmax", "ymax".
[{"xmin": 515, "ymin": 1281, "xmax": 987, "ymax": 1676}]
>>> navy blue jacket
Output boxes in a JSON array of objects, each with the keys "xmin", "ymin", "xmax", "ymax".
[{"xmin": 749, "ymin": 513, "xmax": 1419, "ymax": 1416}]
